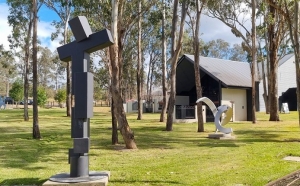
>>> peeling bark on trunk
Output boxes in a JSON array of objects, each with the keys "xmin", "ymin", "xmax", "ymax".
[
  {"xmin": 32, "ymin": 0, "xmax": 41, "ymax": 139},
  {"xmin": 268, "ymin": 1, "xmax": 281, "ymax": 121},
  {"xmin": 110, "ymin": 0, "xmax": 137, "ymax": 148},
  {"xmin": 160, "ymin": 0, "xmax": 168, "ymax": 122},
  {"xmin": 263, "ymin": 12, "xmax": 270, "ymax": 114},
  {"xmin": 251, "ymin": 0, "xmax": 257, "ymax": 123},
  {"xmin": 294, "ymin": 1, "xmax": 300, "ymax": 126},
  {"xmin": 24, "ymin": 12, "xmax": 33, "ymax": 121},
  {"xmin": 286, "ymin": 0, "xmax": 300, "ymax": 125},
  {"xmin": 137, "ymin": 1, "xmax": 142, "ymax": 120},
  {"xmin": 194, "ymin": 0, "xmax": 205, "ymax": 132},
  {"xmin": 166, "ymin": 0, "xmax": 188, "ymax": 131},
  {"xmin": 111, "ymin": 97, "xmax": 118, "ymax": 145}
]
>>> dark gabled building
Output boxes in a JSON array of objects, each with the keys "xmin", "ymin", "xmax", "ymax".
[{"xmin": 176, "ymin": 54, "xmax": 259, "ymax": 122}]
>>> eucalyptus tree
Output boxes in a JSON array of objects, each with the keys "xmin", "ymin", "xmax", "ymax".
[
  {"xmin": 38, "ymin": 47, "xmax": 56, "ymax": 87},
  {"xmin": 71, "ymin": 0, "xmax": 158, "ymax": 147},
  {"xmin": 7, "ymin": 0, "xmax": 34, "ymax": 121},
  {"xmin": 32, "ymin": 0, "xmax": 41, "ymax": 139},
  {"xmin": 187, "ymin": 0, "xmax": 206, "ymax": 132},
  {"xmin": 52, "ymin": 51, "xmax": 66, "ymax": 91},
  {"xmin": 251, "ymin": 0, "xmax": 257, "ymax": 123},
  {"xmin": 137, "ymin": 1, "xmax": 143, "ymax": 120},
  {"xmin": 0, "ymin": 45, "xmax": 17, "ymax": 97},
  {"xmin": 43, "ymin": 0, "xmax": 72, "ymax": 117},
  {"xmin": 0, "ymin": 45, "xmax": 16, "ymax": 96},
  {"xmin": 274, "ymin": 0, "xmax": 300, "ymax": 125},
  {"xmin": 264, "ymin": 0, "xmax": 286, "ymax": 121},
  {"xmin": 160, "ymin": 0, "xmax": 168, "ymax": 122},
  {"xmin": 110, "ymin": 0, "xmax": 137, "ymax": 148},
  {"xmin": 229, "ymin": 44, "xmax": 248, "ymax": 62},
  {"xmin": 166, "ymin": 0, "xmax": 189, "ymax": 131},
  {"xmin": 207, "ymin": 0, "xmax": 260, "ymax": 122},
  {"xmin": 202, "ymin": 39, "xmax": 231, "ymax": 59},
  {"xmin": 72, "ymin": 0, "xmax": 119, "ymax": 145}
]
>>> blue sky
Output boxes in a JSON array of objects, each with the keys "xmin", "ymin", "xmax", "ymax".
[
  {"xmin": 0, "ymin": 1, "xmax": 61, "ymax": 52},
  {"xmin": 0, "ymin": 1, "xmax": 245, "ymax": 53}
]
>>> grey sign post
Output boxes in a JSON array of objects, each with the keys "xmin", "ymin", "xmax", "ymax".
[{"xmin": 49, "ymin": 16, "xmax": 113, "ymax": 183}]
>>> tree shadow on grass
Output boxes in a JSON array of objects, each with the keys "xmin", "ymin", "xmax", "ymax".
[
  {"xmin": 0, "ymin": 177, "xmax": 47, "ymax": 186},
  {"xmin": 0, "ymin": 126, "xmax": 71, "ymax": 170},
  {"xmin": 234, "ymin": 129, "xmax": 284, "ymax": 143},
  {"xmin": 110, "ymin": 179, "xmax": 182, "ymax": 185}
]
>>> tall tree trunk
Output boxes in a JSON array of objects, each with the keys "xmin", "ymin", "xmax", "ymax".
[
  {"xmin": 194, "ymin": 0, "xmax": 204, "ymax": 132},
  {"xmin": 110, "ymin": 0, "xmax": 137, "ymax": 149},
  {"xmin": 107, "ymin": 48, "xmax": 119, "ymax": 144},
  {"xmin": 111, "ymin": 96, "xmax": 118, "ymax": 144},
  {"xmin": 166, "ymin": 0, "xmax": 188, "ymax": 131},
  {"xmin": 160, "ymin": 0, "xmax": 168, "ymax": 122},
  {"xmin": 23, "ymin": 12, "xmax": 33, "ymax": 121},
  {"xmin": 262, "ymin": 13, "xmax": 270, "ymax": 114},
  {"xmin": 146, "ymin": 55, "xmax": 152, "ymax": 102},
  {"xmin": 32, "ymin": 0, "xmax": 41, "ymax": 139},
  {"xmin": 137, "ymin": 1, "xmax": 143, "ymax": 120},
  {"xmin": 268, "ymin": 1, "xmax": 281, "ymax": 121},
  {"xmin": 5, "ymin": 81, "xmax": 9, "ymax": 97},
  {"xmin": 251, "ymin": 0, "xmax": 257, "ymax": 123},
  {"xmin": 63, "ymin": 13, "xmax": 71, "ymax": 117},
  {"xmin": 287, "ymin": 0, "xmax": 300, "ymax": 125},
  {"xmin": 294, "ymin": 1, "xmax": 300, "ymax": 126},
  {"xmin": 65, "ymin": 27, "xmax": 71, "ymax": 117}
]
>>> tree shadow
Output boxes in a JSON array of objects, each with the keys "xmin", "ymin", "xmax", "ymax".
[
  {"xmin": 234, "ymin": 129, "xmax": 284, "ymax": 143},
  {"xmin": 110, "ymin": 179, "xmax": 182, "ymax": 185},
  {"xmin": 0, "ymin": 125, "xmax": 71, "ymax": 170},
  {"xmin": 0, "ymin": 177, "xmax": 47, "ymax": 186}
]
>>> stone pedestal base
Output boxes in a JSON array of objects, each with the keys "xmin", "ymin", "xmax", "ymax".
[
  {"xmin": 43, "ymin": 171, "xmax": 110, "ymax": 186},
  {"xmin": 208, "ymin": 133, "xmax": 235, "ymax": 140}
]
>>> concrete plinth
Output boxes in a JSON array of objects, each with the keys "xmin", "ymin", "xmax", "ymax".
[
  {"xmin": 208, "ymin": 133, "xmax": 235, "ymax": 140},
  {"xmin": 43, "ymin": 171, "xmax": 110, "ymax": 186}
]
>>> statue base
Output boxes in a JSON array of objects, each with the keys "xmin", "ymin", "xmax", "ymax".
[
  {"xmin": 208, "ymin": 133, "xmax": 235, "ymax": 140},
  {"xmin": 43, "ymin": 171, "xmax": 110, "ymax": 186}
]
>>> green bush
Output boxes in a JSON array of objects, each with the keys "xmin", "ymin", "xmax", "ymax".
[
  {"xmin": 37, "ymin": 87, "xmax": 47, "ymax": 107},
  {"xmin": 9, "ymin": 80, "xmax": 23, "ymax": 103},
  {"xmin": 54, "ymin": 89, "xmax": 66, "ymax": 104}
]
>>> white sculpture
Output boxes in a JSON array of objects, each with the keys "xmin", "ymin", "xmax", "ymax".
[{"xmin": 196, "ymin": 97, "xmax": 233, "ymax": 134}]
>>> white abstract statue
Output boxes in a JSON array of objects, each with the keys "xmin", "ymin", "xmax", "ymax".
[{"xmin": 196, "ymin": 97, "xmax": 233, "ymax": 134}]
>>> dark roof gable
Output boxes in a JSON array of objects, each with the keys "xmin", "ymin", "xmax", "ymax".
[{"xmin": 178, "ymin": 54, "xmax": 252, "ymax": 88}]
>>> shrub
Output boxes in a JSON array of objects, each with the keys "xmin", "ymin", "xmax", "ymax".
[
  {"xmin": 9, "ymin": 80, "xmax": 23, "ymax": 103},
  {"xmin": 54, "ymin": 89, "xmax": 66, "ymax": 104},
  {"xmin": 37, "ymin": 87, "xmax": 47, "ymax": 107}
]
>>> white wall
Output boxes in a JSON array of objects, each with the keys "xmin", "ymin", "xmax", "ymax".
[
  {"xmin": 259, "ymin": 56, "xmax": 296, "ymax": 112},
  {"xmin": 222, "ymin": 88, "xmax": 247, "ymax": 121},
  {"xmin": 278, "ymin": 56, "xmax": 296, "ymax": 98}
]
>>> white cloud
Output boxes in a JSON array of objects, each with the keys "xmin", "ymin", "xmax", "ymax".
[
  {"xmin": 38, "ymin": 20, "xmax": 62, "ymax": 52},
  {"xmin": 200, "ymin": 14, "xmax": 246, "ymax": 45},
  {"xmin": 0, "ymin": 3, "xmax": 61, "ymax": 52},
  {"xmin": 0, "ymin": 3, "xmax": 11, "ymax": 50}
]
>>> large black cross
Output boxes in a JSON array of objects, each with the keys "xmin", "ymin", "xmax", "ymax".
[{"xmin": 56, "ymin": 16, "xmax": 113, "ymax": 178}]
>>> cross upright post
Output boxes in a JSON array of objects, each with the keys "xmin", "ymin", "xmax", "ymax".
[{"xmin": 50, "ymin": 16, "xmax": 113, "ymax": 182}]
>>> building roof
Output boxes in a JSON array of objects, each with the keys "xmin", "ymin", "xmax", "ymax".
[
  {"xmin": 279, "ymin": 53, "xmax": 294, "ymax": 66},
  {"xmin": 177, "ymin": 54, "xmax": 252, "ymax": 93}
]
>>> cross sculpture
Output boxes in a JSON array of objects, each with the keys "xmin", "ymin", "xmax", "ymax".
[{"xmin": 50, "ymin": 16, "xmax": 113, "ymax": 182}]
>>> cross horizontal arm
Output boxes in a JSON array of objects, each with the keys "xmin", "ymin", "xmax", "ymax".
[{"xmin": 57, "ymin": 29, "xmax": 114, "ymax": 62}]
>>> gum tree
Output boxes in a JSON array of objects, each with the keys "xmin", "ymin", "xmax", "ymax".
[{"xmin": 166, "ymin": 0, "xmax": 189, "ymax": 131}]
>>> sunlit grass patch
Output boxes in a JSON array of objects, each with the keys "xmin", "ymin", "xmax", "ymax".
[{"xmin": 0, "ymin": 109, "xmax": 300, "ymax": 185}]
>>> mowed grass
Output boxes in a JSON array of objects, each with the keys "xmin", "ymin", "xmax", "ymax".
[{"xmin": 0, "ymin": 108, "xmax": 300, "ymax": 186}]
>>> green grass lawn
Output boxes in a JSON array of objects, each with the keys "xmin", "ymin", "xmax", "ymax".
[{"xmin": 0, "ymin": 108, "xmax": 300, "ymax": 186}]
